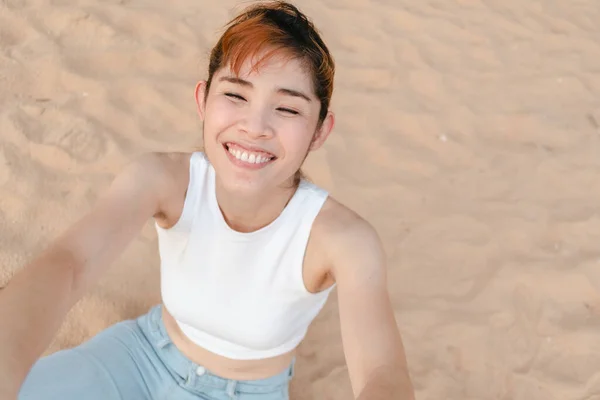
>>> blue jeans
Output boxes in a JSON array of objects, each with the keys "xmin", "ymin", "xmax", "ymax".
[{"xmin": 19, "ymin": 305, "xmax": 294, "ymax": 399}]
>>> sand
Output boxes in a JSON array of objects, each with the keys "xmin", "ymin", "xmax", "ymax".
[{"xmin": 2, "ymin": 0, "xmax": 600, "ymax": 399}]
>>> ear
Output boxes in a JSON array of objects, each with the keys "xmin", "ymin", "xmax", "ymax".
[
  {"xmin": 309, "ymin": 111, "xmax": 335, "ymax": 152},
  {"xmin": 194, "ymin": 81, "xmax": 208, "ymax": 121}
]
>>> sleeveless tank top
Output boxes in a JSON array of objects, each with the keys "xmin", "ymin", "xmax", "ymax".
[{"xmin": 156, "ymin": 152, "xmax": 335, "ymax": 360}]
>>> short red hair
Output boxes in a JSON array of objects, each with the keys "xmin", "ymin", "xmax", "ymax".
[{"xmin": 206, "ymin": 1, "xmax": 335, "ymax": 124}]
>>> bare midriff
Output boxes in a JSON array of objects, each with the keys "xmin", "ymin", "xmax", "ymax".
[{"xmin": 161, "ymin": 307, "xmax": 296, "ymax": 380}]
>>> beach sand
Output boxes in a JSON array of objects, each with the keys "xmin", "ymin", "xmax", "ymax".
[{"xmin": 2, "ymin": 0, "xmax": 600, "ymax": 399}]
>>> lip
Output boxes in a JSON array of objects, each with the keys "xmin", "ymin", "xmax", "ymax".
[{"xmin": 222, "ymin": 142, "xmax": 276, "ymax": 170}]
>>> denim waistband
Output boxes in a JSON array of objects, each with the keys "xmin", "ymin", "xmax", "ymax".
[{"xmin": 136, "ymin": 305, "xmax": 294, "ymax": 395}]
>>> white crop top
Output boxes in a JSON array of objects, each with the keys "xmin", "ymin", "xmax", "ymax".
[{"xmin": 156, "ymin": 152, "xmax": 335, "ymax": 360}]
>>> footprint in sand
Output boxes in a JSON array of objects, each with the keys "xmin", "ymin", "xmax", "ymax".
[
  {"xmin": 9, "ymin": 103, "xmax": 107, "ymax": 163},
  {"xmin": 0, "ymin": 23, "xmax": 23, "ymax": 48},
  {"xmin": 0, "ymin": 9, "xmax": 38, "ymax": 51},
  {"xmin": 41, "ymin": 8, "xmax": 127, "ymax": 49}
]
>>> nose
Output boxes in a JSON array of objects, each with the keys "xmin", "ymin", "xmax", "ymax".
[{"xmin": 240, "ymin": 108, "xmax": 274, "ymax": 139}]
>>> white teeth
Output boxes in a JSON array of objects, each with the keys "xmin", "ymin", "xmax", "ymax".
[{"xmin": 227, "ymin": 145, "xmax": 272, "ymax": 164}]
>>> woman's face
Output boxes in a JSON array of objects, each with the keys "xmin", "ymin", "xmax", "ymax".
[{"xmin": 196, "ymin": 53, "xmax": 334, "ymax": 195}]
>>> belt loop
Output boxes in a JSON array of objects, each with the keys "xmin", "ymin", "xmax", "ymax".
[
  {"xmin": 185, "ymin": 365, "xmax": 195, "ymax": 387},
  {"xmin": 151, "ymin": 305, "xmax": 172, "ymax": 349},
  {"xmin": 149, "ymin": 305, "xmax": 161, "ymax": 333},
  {"xmin": 226, "ymin": 380, "xmax": 237, "ymax": 399}
]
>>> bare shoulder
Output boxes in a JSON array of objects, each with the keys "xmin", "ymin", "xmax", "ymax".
[
  {"xmin": 118, "ymin": 152, "xmax": 190, "ymax": 196},
  {"xmin": 315, "ymin": 197, "xmax": 383, "ymax": 252},
  {"xmin": 124, "ymin": 152, "xmax": 193, "ymax": 222},
  {"xmin": 313, "ymin": 197, "xmax": 385, "ymax": 282}
]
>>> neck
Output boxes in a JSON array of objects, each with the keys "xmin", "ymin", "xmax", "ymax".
[{"xmin": 214, "ymin": 178, "xmax": 298, "ymax": 233}]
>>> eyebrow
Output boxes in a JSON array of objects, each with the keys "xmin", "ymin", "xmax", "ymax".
[{"xmin": 219, "ymin": 76, "xmax": 312, "ymax": 103}]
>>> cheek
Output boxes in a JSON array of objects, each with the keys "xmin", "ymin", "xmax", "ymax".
[
  {"xmin": 204, "ymin": 99, "xmax": 238, "ymax": 134},
  {"xmin": 276, "ymin": 120, "xmax": 315, "ymax": 154}
]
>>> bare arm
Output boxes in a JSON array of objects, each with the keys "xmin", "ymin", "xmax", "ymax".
[
  {"xmin": 331, "ymin": 217, "xmax": 415, "ymax": 400},
  {"xmin": 0, "ymin": 153, "xmax": 178, "ymax": 399}
]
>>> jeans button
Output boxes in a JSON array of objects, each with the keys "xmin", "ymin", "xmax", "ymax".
[{"xmin": 196, "ymin": 366, "xmax": 206, "ymax": 376}]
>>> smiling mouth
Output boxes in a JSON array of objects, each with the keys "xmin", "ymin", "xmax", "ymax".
[{"xmin": 223, "ymin": 142, "xmax": 276, "ymax": 165}]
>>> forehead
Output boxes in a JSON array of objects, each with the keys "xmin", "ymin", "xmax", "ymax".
[{"xmin": 215, "ymin": 52, "xmax": 315, "ymax": 95}]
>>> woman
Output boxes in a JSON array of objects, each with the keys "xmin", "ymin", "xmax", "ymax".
[{"xmin": 0, "ymin": 2, "xmax": 414, "ymax": 399}]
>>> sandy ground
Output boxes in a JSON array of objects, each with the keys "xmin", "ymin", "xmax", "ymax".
[{"xmin": 2, "ymin": 0, "xmax": 600, "ymax": 399}]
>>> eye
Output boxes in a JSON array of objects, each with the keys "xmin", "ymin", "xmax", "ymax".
[
  {"xmin": 225, "ymin": 92, "xmax": 246, "ymax": 101},
  {"xmin": 276, "ymin": 107, "xmax": 300, "ymax": 115}
]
